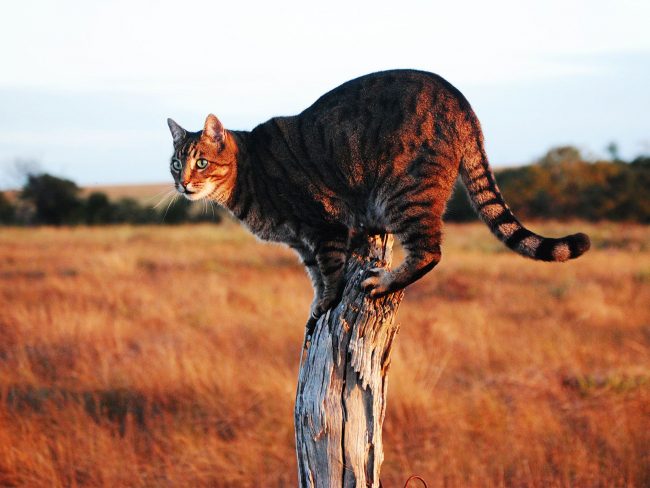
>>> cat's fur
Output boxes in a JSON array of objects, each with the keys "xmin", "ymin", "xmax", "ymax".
[{"xmin": 167, "ymin": 70, "xmax": 590, "ymax": 319}]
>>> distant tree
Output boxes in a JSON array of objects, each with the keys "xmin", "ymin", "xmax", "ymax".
[
  {"xmin": 606, "ymin": 141, "xmax": 621, "ymax": 162},
  {"xmin": 85, "ymin": 192, "xmax": 114, "ymax": 224},
  {"xmin": 444, "ymin": 180, "xmax": 476, "ymax": 222},
  {"xmin": 20, "ymin": 173, "xmax": 83, "ymax": 225},
  {"xmin": 443, "ymin": 146, "xmax": 650, "ymax": 223},
  {"xmin": 622, "ymin": 155, "xmax": 650, "ymax": 222},
  {"xmin": 631, "ymin": 155, "xmax": 650, "ymax": 168},
  {"xmin": 111, "ymin": 198, "xmax": 158, "ymax": 224},
  {"xmin": 0, "ymin": 192, "xmax": 15, "ymax": 224},
  {"xmin": 161, "ymin": 198, "xmax": 191, "ymax": 224},
  {"xmin": 537, "ymin": 145, "xmax": 583, "ymax": 167}
]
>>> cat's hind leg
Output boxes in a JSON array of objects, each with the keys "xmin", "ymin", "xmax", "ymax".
[
  {"xmin": 362, "ymin": 152, "xmax": 454, "ymax": 297},
  {"xmin": 361, "ymin": 212, "xmax": 442, "ymax": 297}
]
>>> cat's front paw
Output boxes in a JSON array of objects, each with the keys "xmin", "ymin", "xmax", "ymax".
[{"xmin": 361, "ymin": 267, "xmax": 391, "ymax": 298}]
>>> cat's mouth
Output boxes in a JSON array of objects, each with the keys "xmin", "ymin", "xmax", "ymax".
[{"xmin": 181, "ymin": 189, "xmax": 204, "ymax": 201}]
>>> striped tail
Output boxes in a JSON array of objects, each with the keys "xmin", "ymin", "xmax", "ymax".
[{"xmin": 459, "ymin": 141, "xmax": 590, "ymax": 262}]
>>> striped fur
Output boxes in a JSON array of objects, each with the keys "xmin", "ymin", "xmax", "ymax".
[
  {"xmin": 167, "ymin": 70, "xmax": 590, "ymax": 319},
  {"xmin": 459, "ymin": 124, "xmax": 590, "ymax": 262}
]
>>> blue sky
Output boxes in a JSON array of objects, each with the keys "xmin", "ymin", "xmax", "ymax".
[{"xmin": 1, "ymin": 0, "xmax": 649, "ymax": 188}]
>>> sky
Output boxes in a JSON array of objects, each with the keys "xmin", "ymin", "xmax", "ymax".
[{"xmin": 1, "ymin": 0, "xmax": 649, "ymax": 188}]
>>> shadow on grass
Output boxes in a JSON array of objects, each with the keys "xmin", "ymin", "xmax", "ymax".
[
  {"xmin": 5, "ymin": 386, "xmax": 147, "ymax": 436},
  {"xmin": 3, "ymin": 385, "xmax": 239, "ymax": 441}
]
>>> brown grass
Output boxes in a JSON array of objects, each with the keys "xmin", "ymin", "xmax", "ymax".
[{"xmin": 0, "ymin": 221, "xmax": 648, "ymax": 487}]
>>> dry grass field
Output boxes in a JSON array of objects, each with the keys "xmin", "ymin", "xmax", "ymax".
[{"xmin": 0, "ymin": 221, "xmax": 648, "ymax": 487}]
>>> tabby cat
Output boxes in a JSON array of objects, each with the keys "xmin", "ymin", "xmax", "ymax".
[{"xmin": 167, "ymin": 70, "xmax": 590, "ymax": 320}]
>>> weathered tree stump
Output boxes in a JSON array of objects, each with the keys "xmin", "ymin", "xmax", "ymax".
[{"xmin": 295, "ymin": 234, "xmax": 404, "ymax": 487}]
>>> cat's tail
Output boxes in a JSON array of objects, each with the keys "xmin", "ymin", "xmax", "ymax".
[{"xmin": 459, "ymin": 136, "xmax": 590, "ymax": 262}]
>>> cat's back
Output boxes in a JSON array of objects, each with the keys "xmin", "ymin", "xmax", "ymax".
[
  {"xmin": 251, "ymin": 70, "xmax": 474, "ymax": 167},
  {"xmin": 246, "ymin": 69, "xmax": 478, "ymax": 222},
  {"xmin": 289, "ymin": 70, "xmax": 478, "ymax": 185},
  {"xmin": 302, "ymin": 69, "xmax": 472, "ymax": 118}
]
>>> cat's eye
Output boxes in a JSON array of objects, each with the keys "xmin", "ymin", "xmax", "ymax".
[
  {"xmin": 196, "ymin": 158, "xmax": 209, "ymax": 169},
  {"xmin": 171, "ymin": 159, "xmax": 182, "ymax": 172}
]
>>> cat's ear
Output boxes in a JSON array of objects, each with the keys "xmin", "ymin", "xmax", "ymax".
[
  {"xmin": 167, "ymin": 118, "xmax": 187, "ymax": 145},
  {"xmin": 202, "ymin": 114, "xmax": 226, "ymax": 145}
]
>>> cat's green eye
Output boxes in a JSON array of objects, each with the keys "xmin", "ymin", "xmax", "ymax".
[
  {"xmin": 171, "ymin": 159, "xmax": 182, "ymax": 172},
  {"xmin": 196, "ymin": 158, "xmax": 209, "ymax": 169}
]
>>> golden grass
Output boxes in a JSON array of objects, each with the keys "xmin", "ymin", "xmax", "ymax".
[{"xmin": 0, "ymin": 221, "xmax": 648, "ymax": 487}]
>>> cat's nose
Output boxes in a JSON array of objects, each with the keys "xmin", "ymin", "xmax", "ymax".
[{"xmin": 180, "ymin": 182, "xmax": 195, "ymax": 194}]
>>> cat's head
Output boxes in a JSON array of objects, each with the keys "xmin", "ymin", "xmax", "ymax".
[{"xmin": 166, "ymin": 114, "xmax": 237, "ymax": 202}]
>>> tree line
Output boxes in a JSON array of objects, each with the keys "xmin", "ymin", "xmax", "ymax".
[
  {"xmin": 0, "ymin": 146, "xmax": 648, "ymax": 226},
  {"xmin": 445, "ymin": 146, "xmax": 649, "ymax": 223},
  {"xmin": 0, "ymin": 174, "xmax": 222, "ymax": 225}
]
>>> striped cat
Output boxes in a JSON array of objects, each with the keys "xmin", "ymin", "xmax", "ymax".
[{"xmin": 167, "ymin": 70, "xmax": 590, "ymax": 320}]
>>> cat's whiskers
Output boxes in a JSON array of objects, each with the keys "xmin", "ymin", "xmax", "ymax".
[
  {"xmin": 144, "ymin": 187, "xmax": 175, "ymax": 205},
  {"xmin": 162, "ymin": 193, "xmax": 179, "ymax": 222},
  {"xmin": 153, "ymin": 189, "xmax": 177, "ymax": 209}
]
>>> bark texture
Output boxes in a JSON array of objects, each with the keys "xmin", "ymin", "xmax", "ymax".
[{"xmin": 295, "ymin": 235, "xmax": 404, "ymax": 488}]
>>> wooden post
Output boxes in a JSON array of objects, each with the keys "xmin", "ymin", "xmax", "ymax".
[{"xmin": 295, "ymin": 235, "xmax": 404, "ymax": 488}]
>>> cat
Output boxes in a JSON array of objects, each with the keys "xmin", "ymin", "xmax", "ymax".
[{"xmin": 166, "ymin": 69, "xmax": 590, "ymax": 321}]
